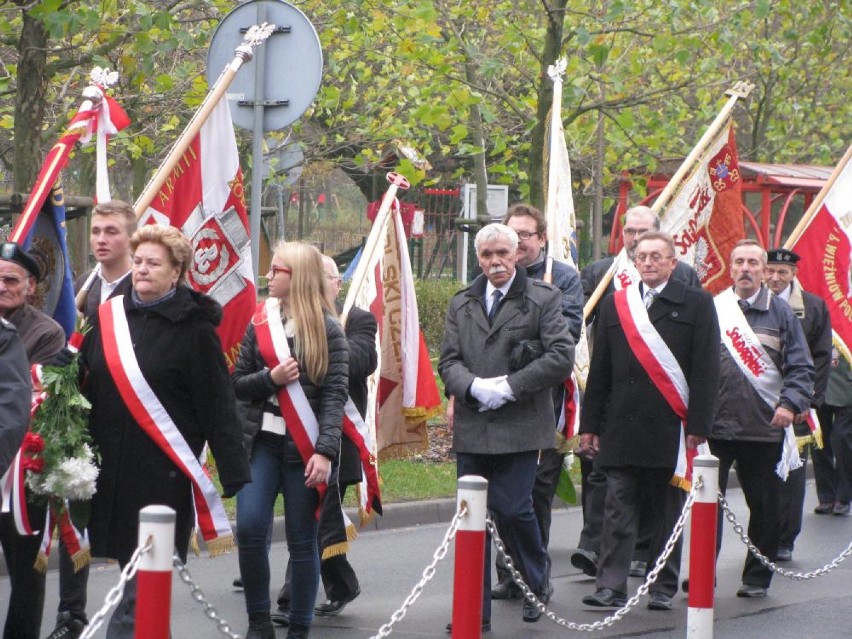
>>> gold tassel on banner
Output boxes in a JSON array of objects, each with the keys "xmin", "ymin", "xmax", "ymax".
[
  {"xmin": 205, "ymin": 534, "xmax": 236, "ymax": 558},
  {"xmin": 321, "ymin": 541, "xmax": 351, "ymax": 561},
  {"xmin": 34, "ymin": 552, "xmax": 49, "ymax": 574},
  {"xmin": 190, "ymin": 530, "xmax": 202, "ymax": 557},
  {"xmin": 71, "ymin": 548, "xmax": 91, "ymax": 573}
]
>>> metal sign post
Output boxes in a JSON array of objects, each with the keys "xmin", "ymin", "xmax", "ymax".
[{"xmin": 207, "ymin": 0, "xmax": 323, "ymax": 284}]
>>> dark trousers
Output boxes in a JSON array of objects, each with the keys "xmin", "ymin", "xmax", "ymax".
[
  {"xmin": 494, "ymin": 448, "xmax": 563, "ymax": 584},
  {"xmin": 457, "ymin": 450, "xmax": 546, "ymax": 622},
  {"xmin": 278, "ymin": 482, "xmax": 361, "ymax": 606},
  {"xmin": 578, "ymin": 457, "xmax": 652, "ymax": 559},
  {"xmin": 1, "ymin": 510, "xmax": 46, "ymax": 639},
  {"xmin": 596, "ymin": 466, "xmax": 683, "ymax": 597},
  {"xmin": 779, "ymin": 447, "xmax": 809, "ymax": 551},
  {"xmin": 709, "ymin": 438, "xmax": 782, "ymax": 589},
  {"xmin": 813, "ymin": 405, "xmax": 852, "ymax": 505},
  {"xmin": 57, "ymin": 541, "xmax": 90, "ymax": 624}
]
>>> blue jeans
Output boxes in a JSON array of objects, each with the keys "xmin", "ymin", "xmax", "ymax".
[{"xmin": 237, "ymin": 436, "xmax": 320, "ymax": 626}]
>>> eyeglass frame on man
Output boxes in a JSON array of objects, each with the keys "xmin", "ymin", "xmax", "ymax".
[
  {"xmin": 633, "ymin": 251, "xmax": 675, "ymax": 264},
  {"xmin": 516, "ymin": 230, "xmax": 541, "ymax": 241}
]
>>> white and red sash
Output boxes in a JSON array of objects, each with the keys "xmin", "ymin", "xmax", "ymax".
[
  {"xmin": 614, "ymin": 285, "xmax": 695, "ymax": 490},
  {"xmin": 342, "ymin": 398, "xmax": 382, "ymax": 525},
  {"xmin": 611, "ymin": 251, "xmax": 641, "ymax": 291},
  {"xmin": 556, "ymin": 375, "xmax": 580, "ymax": 440},
  {"xmin": 714, "ymin": 289, "xmax": 801, "ymax": 479},
  {"xmin": 99, "ymin": 296, "xmax": 233, "ymax": 554},
  {"xmin": 252, "ymin": 299, "xmax": 326, "ymax": 503}
]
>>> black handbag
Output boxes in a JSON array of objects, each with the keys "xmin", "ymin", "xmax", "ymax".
[{"xmin": 509, "ymin": 339, "xmax": 545, "ymax": 371}]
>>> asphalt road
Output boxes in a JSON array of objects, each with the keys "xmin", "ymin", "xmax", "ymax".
[{"xmin": 3, "ymin": 479, "xmax": 852, "ymax": 638}]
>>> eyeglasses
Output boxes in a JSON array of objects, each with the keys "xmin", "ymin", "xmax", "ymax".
[
  {"xmin": 634, "ymin": 252, "xmax": 674, "ymax": 264},
  {"xmin": 268, "ymin": 265, "xmax": 292, "ymax": 277},
  {"xmin": 516, "ymin": 231, "xmax": 541, "ymax": 240}
]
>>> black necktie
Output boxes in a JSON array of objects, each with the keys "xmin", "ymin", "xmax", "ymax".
[
  {"xmin": 738, "ymin": 299, "xmax": 750, "ymax": 312},
  {"xmin": 487, "ymin": 290, "xmax": 503, "ymax": 325}
]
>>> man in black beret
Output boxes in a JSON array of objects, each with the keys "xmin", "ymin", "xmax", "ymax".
[
  {"xmin": 764, "ymin": 247, "xmax": 832, "ymax": 561},
  {"xmin": 0, "ymin": 241, "xmax": 66, "ymax": 638}
]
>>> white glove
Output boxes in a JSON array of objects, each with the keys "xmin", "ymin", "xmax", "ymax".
[
  {"xmin": 470, "ymin": 376, "xmax": 511, "ymax": 411},
  {"xmin": 494, "ymin": 377, "xmax": 515, "ymax": 402}
]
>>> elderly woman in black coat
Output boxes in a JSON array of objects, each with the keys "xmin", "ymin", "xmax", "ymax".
[
  {"xmin": 233, "ymin": 241, "xmax": 348, "ymax": 639},
  {"xmin": 82, "ymin": 225, "xmax": 250, "ymax": 638}
]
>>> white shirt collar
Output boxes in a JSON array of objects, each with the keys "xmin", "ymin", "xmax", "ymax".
[{"xmin": 485, "ymin": 270, "xmax": 516, "ymax": 302}]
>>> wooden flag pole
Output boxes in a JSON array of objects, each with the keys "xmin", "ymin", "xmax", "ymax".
[
  {"xmin": 341, "ymin": 172, "xmax": 410, "ymax": 325},
  {"xmin": 582, "ymin": 80, "xmax": 755, "ymax": 320},
  {"xmin": 76, "ymin": 23, "xmax": 273, "ymax": 311},
  {"xmin": 133, "ymin": 23, "xmax": 274, "ymax": 218},
  {"xmin": 543, "ymin": 58, "xmax": 568, "ymax": 285},
  {"xmin": 784, "ymin": 143, "xmax": 852, "ymax": 249}
]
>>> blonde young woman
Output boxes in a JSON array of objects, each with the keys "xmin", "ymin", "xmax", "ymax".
[{"xmin": 233, "ymin": 242, "xmax": 349, "ymax": 639}]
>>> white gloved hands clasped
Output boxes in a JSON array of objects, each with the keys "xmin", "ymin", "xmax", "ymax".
[{"xmin": 470, "ymin": 376, "xmax": 515, "ymax": 411}]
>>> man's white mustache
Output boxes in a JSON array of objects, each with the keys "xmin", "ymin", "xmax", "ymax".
[{"xmin": 488, "ymin": 267, "xmax": 507, "ymax": 275}]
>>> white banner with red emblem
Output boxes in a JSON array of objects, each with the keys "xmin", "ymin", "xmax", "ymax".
[{"xmin": 138, "ymin": 97, "xmax": 254, "ymax": 371}]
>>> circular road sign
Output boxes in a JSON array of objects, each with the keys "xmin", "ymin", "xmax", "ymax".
[{"xmin": 207, "ymin": 0, "xmax": 323, "ymax": 131}]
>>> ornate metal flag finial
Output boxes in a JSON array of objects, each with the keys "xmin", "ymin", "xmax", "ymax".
[
  {"xmin": 235, "ymin": 22, "xmax": 276, "ymax": 63},
  {"xmin": 89, "ymin": 66, "xmax": 119, "ymax": 88},
  {"xmin": 547, "ymin": 58, "xmax": 568, "ymax": 83}
]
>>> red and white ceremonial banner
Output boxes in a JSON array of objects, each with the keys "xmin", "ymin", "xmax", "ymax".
[
  {"xmin": 345, "ymin": 203, "xmax": 442, "ymax": 458},
  {"xmin": 790, "ymin": 146, "xmax": 852, "ymax": 363},
  {"xmin": 11, "ymin": 73, "xmax": 129, "ymax": 243},
  {"xmin": 138, "ymin": 98, "xmax": 254, "ymax": 371},
  {"xmin": 659, "ymin": 119, "xmax": 745, "ymax": 295}
]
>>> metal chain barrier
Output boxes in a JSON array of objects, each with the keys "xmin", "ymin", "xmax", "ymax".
[
  {"xmin": 488, "ymin": 478, "xmax": 701, "ymax": 632},
  {"xmin": 368, "ymin": 502, "xmax": 468, "ymax": 639},
  {"xmin": 79, "ymin": 537, "xmax": 153, "ymax": 639},
  {"xmin": 173, "ymin": 555, "xmax": 243, "ymax": 639},
  {"xmin": 718, "ymin": 490, "xmax": 852, "ymax": 580}
]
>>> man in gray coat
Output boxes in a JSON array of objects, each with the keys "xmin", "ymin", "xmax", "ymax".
[{"xmin": 439, "ymin": 223, "xmax": 575, "ymax": 629}]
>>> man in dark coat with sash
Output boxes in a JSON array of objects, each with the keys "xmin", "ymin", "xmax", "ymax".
[{"xmin": 578, "ymin": 232, "xmax": 720, "ymax": 611}]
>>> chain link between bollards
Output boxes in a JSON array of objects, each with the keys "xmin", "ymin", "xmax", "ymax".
[
  {"xmin": 173, "ymin": 555, "xmax": 243, "ymax": 638},
  {"xmin": 79, "ymin": 537, "xmax": 153, "ymax": 639},
  {"xmin": 368, "ymin": 502, "xmax": 468, "ymax": 639},
  {"xmin": 488, "ymin": 477, "xmax": 701, "ymax": 631},
  {"xmin": 718, "ymin": 490, "xmax": 852, "ymax": 579}
]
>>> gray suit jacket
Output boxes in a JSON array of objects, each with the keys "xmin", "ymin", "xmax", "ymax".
[{"xmin": 439, "ymin": 267, "xmax": 575, "ymax": 454}]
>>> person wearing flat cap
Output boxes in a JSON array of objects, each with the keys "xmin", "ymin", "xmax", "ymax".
[
  {"xmin": 0, "ymin": 242, "xmax": 66, "ymax": 639},
  {"xmin": 764, "ymin": 247, "xmax": 832, "ymax": 560},
  {"xmin": 0, "ymin": 241, "xmax": 65, "ymax": 364}
]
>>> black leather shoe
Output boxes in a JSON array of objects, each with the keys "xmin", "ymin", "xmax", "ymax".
[
  {"xmin": 314, "ymin": 586, "xmax": 361, "ymax": 617},
  {"xmin": 647, "ymin": 591, "xmax": 673, "ymax": 611},
  {"xmin": 232, "ymin": 576, "xmax": 243, "ymax": 589},
  {"xmin": 629, "ymin": 560, "xmax": 647, "ymax": 578},
  {"xmin": 522, "ymin": 598, "xmax": 542, "ymax": 623},
  {"xmin": 582, "ymin": 588, "xmax": 627, "ymax": 608},
  {"xmin": 246, "ymin": 614, "xmax": 275, "ymax": 639},
  {"xmin": 445, "ymin": 619, "xmax": 491, "ymax": 634},
  {"xmin": 814, "ymin": 502, "xmax": 834, "ymax": 514},
  {"xmin": 285, "ymin": 623, "xmax": 309, "ymax": 639},
  {"xmin": 570, "ymin": 548, "xmax": 598, "ymax": 577},
  {"xmin": 46, "ymin": 616, "xmax": 86, "ymax": 639},
  {"xmin": 736, "ymin": 584, "xmax": 767, "ymax": 598},
  {"xmin": 270, "ymin": 605, "xmax": 290, "ymax": 627},
  {"xmin": 491, "ymin": 579, "xmax": 522, "ymax": 600},
  {"xmin": 776, "ymin": 547, "xmax": 793, "ymax": 562}
]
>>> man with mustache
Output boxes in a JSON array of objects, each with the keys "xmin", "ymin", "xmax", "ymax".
[
  {"xmin": 708, "ymin": 239, "xmax": 814, "ymax": 598},
  {"xmin": 763, "ymin": 248, "xmax": 832, "ymax": 560},
  {"xmin": 439, "ymin": 223, "xmax": 574, "ymax": 629}
]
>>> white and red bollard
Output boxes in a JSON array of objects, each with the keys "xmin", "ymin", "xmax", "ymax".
[
  {"xmin": 135, "ymin": 505, "xmax": 175, "ymax": 639},
  {"xmin": 451, "ymin": 475, "xmax": 488, "ymax": 639},
  {"xmin": 687, "ymin": 455, "xmax": 719, "ymax": 639}
]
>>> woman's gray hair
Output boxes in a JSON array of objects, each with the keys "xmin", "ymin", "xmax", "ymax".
[{"xmin": 474, "ymin": 223, "xmax": 519, "ymax": 253}]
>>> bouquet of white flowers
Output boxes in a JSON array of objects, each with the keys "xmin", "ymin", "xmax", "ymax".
[{"xmin": 24, "ymin": 327, "xmax": 99, "ymax": 525}]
